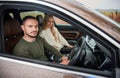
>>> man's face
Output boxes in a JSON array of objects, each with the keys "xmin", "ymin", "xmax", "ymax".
[{"xmin": 22, "ymin": 19, "xmax": 39, "ymax": 38}]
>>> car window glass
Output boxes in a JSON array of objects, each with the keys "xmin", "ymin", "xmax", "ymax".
[
  {"xmin": 20, "ymin": 11, "xmax": 45, "ymax": 20},
  {"xmin": 53, "ymin": 16, "xmax": 72, "ymax": 26}
]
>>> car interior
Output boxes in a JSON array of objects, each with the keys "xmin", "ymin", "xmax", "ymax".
[
  {"xmin": 4, "ymin": 13, "xmax": 23, "ymax": 54},
  {"xmin": 3, "ymin": 9, "xmax": 114, "ymax": 72}
]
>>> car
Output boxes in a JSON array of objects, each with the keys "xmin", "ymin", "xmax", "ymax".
[{"xmin": 0, "ymin": 0, "xmax": 120, "ymax": 78}]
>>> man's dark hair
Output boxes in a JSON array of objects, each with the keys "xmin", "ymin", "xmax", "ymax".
[{"xmin": 22, "ymin": 16, "xmax": 36, "ymax": 25}]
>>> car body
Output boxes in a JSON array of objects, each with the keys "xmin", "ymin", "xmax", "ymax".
[{"xmin": 0, "ymin": 0, "xmax": 120, "ymax": 78}]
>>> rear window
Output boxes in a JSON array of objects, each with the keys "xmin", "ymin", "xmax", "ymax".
[{"xmin": 20, "ymin": 11, "xmax": 45, "ymax": 20}]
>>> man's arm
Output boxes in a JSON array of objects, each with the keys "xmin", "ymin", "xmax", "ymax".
[{"xmin": 42, "ymin": 38, "xmax": 70, "ymax": 64}]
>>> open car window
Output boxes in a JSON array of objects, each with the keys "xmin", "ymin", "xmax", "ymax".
[{"xmin": 3, "ymin": 8, "xmax": 114, "ymax": 72}]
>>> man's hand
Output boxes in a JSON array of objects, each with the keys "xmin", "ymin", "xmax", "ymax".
[{"xmin": 60, "ymin": 56, "xmax": 70, "ymax": 65}]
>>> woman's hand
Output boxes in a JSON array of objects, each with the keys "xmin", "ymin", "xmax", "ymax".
[{"xmin": 68, "ymin": 45, "xmax": 74, "ymax": 48}]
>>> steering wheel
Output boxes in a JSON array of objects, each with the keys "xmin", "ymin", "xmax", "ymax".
[{"xmin": 68, "ymin": 36, "xmax": 86, "ymax": 65}]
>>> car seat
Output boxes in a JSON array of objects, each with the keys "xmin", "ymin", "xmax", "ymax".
[
  {"xmin": 36, "ymin": 15, "xmax": 44, "ymax": 27},
  {"xmin": 4, "ymin": 18, "xmax": 23, "ymax": 54}
]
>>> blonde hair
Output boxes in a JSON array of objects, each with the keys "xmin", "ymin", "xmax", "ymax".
[{"xmin": 42, "ymin": 14, "xmax": 59, "ymax": 42}]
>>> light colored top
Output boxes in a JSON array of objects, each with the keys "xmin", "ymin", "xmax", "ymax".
[{"xmin": 40, "ymin": 27, "xmax": 70, "ymax": 51}]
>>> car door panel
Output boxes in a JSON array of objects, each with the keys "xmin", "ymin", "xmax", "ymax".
[{"xmin": 0, "ymin": 55, "xmax": 111, "ymax": 78}]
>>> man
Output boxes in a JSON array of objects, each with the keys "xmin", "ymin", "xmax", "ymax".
[{"xmin": 13, "ymin": 16, "xmax": 69, "ymax": 65}]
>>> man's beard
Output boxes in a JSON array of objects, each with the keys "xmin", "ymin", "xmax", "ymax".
[
  {"xmin": 27, "ymin": 34, "xmax": 37, "ymax": 38},
  {"xmin": 26, "ymin": 31, "xmax": 38, "ymax": 38}
]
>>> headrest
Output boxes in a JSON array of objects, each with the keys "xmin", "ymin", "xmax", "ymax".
[
  {"xmin": 36, "ymin": 15, "xmax": 43, "ymax": 26},
  {"xmin": 4, "ymin": 19, "xmax": 22, "ymax": 37}
]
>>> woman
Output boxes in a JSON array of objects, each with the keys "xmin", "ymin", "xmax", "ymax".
[{"xmin": 39, "ymin": 14, "xmax": 73, "ymax": 54}]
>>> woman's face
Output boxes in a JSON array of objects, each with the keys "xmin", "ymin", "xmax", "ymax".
[{"xmin": 46, "ymin": 17, "xmax": 54, "ymax": 28}]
